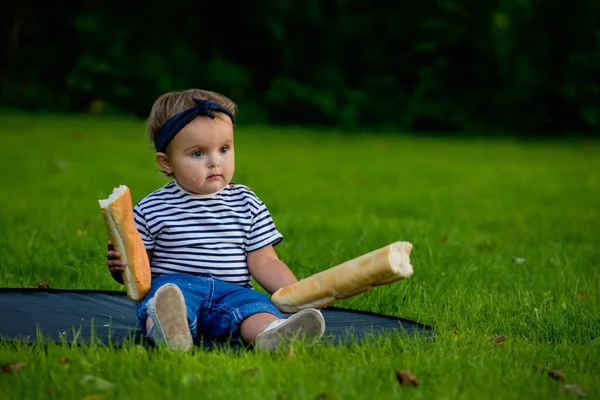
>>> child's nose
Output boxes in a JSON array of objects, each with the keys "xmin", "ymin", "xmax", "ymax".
[{"xmin": 207, "ymin": 155, "xmax": 220, "ymax": 168}]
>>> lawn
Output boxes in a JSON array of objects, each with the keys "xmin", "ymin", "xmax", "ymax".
[{"xmin": 0, "ymin": 112, "xmax": 598, "ymax": 399}]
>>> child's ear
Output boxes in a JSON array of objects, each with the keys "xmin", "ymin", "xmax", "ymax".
[{"xmin": 155, "ymin": 152, "xmax": 173, "ymax": 174}]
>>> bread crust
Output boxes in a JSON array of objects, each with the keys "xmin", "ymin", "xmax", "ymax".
[
  {"xmin": 271, "ymin": 241, "xmax": 413, "ymax": 313},
  {"xmin": 99, "ymin": 186, "xmax": 151, "ymax": 301}
]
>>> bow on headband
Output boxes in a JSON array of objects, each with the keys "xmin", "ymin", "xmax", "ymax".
[{"xmin": 154, "ymin": 97, "xmax": 236, "ymax": 153}]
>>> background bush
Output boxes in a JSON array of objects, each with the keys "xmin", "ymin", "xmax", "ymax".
[{"xmin": 1, "ymin": 0, "xmax": 598, "ymax": 136}]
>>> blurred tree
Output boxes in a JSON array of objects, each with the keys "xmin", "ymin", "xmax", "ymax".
[{"xmin": 0, "ymin": 0, "xmax": 598, "ymax": 137}]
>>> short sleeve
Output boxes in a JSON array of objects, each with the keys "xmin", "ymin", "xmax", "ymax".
[
  {"xmin": 133, "ymin": 204, "xmax": 156, "ymax": 250},
  {"xmin": 247, "ymin": 201, "xmax": 283, "ymax": 252}
]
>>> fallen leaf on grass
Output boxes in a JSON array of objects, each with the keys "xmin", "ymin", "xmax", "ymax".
[
  {"xmin": 548, "ymin": 369, "xmax": 566, "ymax": 381},
  {"xmin": 488, "ymin": 335, "xmax": 505, "ymax": 346},
  {"xmin": 82, "ymin": 395, "xmax": 107, "ymax": 400},
  {"xmin": 37, "ymin": 279, "xmax": 51, "ymax": 289},
  {"xmin": 559, "ymin": 384, "xmax": 588, "ymax": 397},
  {"xmin": 315, "ymin": 393, "xmax": 341, "ymax": 400},
  {"xmin": 374, "ymin": 139, "xmax": 389, "ymax": 149},
  {"xmin": 80, "ymin": 375, "xmax": 115, "ymax": 391},
  {"xmin": 577, "ymin": 291, "xmax": 588, "ymax": 300},
  {"xmin": 1, "ymin": 362, "xmax": 26, "ymax": 373},
  {"xmin": 395, "ymin": 369, "xmax": 419, "ymax": 387},
  {"xmin": 242, "ymin": 367, "xmax": 260, "ymax": 376},
  {"xmin": 580, "ymin": 140, "xmax": 594, "ymax": 150},
  {"xmin": 59, "ymin": 356, "xmax": 70, "ymax": 364}
]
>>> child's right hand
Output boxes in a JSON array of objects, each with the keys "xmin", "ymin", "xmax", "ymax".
[{"xmin": 107, "ymin": 240, "xmax": 127, "ymax": 274}]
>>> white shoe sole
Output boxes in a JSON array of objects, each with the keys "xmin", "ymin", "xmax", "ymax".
[
  {"xmin": 149, "ymin": 284, "xmax": 193, "ymax": 352},
  {"xmin": 255, "ymin": 308, "xmax": 326, "ymax": 351}
]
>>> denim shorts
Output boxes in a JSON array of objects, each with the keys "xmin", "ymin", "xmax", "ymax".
[{"xmin": 134, "ymin": 273, "xmax": 283, "ymax": 343}]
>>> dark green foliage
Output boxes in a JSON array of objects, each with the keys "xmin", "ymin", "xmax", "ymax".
[{"xmin": 1, "ymin": 0, "xmax": 598, "ymax": 136}]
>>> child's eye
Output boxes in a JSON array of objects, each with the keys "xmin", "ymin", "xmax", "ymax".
[
  {"xmin": 191, "ymin": 150, "xmax": 203, "ymax": 158},
  {"xmin": 219, "ymin": 146, "xmax": 228, "ymax": 154}
]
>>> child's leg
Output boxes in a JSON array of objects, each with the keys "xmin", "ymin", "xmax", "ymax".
[
  {"xmin": 198, "ymin": 280, "xmax": 283, "ymax": 343},
  {"xmin": 239, "ymin": 312, "xmax": 279, "ymax": 343},
  {"xmin": 146, "ymin": 283, "xmax": 193, "ymax": 351},
  {"xmin": 135, "ymin": 274, "xmax": 208, "ymax": 352},
  {"xmin": 201, "ymin": 277, "xmax": 326, "ymax": 350},
  {"xmin": 252, "ymin": 308, "xmax": 326, "ymax": 351}
]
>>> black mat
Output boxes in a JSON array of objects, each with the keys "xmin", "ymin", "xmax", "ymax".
[{"xmin": 0, "ymin": 288, "xmax": 433, "ymax": 348}]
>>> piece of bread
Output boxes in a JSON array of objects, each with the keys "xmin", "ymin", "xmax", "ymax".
[
  {"xmin": 99, "ymin": 185, "xmax": 151, "ymax": 301},
  {"xmin": 271, "ymin": 241, "xmax": 414, "ymax": 313}
]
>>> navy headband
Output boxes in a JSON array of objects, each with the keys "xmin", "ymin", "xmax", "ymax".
[{"xmin": 154, "ymin": 97, "xmax": 236, "ymax": 153}]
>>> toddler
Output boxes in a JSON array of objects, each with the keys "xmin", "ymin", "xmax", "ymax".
[{"xmin": 106, "ymin": 89, "xmax": 325, "ymax": 351}]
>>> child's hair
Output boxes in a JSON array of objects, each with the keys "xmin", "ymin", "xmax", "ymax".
[{"xmin": 146, "ymin": 89, "xmax": 238, "ymax": 151}]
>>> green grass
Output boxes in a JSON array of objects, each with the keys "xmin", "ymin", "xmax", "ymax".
[{"xmin": 1, "ymin": 112, "xmax": 599, "ymax": 399}]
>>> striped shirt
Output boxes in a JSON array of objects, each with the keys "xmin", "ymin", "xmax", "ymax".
[{"xmin": 133, "ymin": 180, "xmax": 283, "ymax": 288}]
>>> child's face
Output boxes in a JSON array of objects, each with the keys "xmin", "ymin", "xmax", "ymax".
[{"xmin": 156, "ymin": 114, "xmax": 235, "ymax": 195}]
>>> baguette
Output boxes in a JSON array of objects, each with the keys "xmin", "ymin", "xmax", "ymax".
[
  {"xmin": 271, "ymin": 241, "xmax": 413, "ymax": 313},
  {"xmin": 99, "ymin": 185, "xmax": 151, "ymax": 301}
]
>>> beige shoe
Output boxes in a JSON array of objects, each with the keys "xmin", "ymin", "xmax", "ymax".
[
  {"xmin": 146, "ymin": 284, "xmax": 193, "ymax": 352},
  {"xmin": 255, "ymin": 308, "xmax": 326, "ymax": 351}
]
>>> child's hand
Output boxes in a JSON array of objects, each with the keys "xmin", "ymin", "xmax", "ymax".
[{"xmin": 107, "ymin": 240, "xmax": 127, "ymax": 274}]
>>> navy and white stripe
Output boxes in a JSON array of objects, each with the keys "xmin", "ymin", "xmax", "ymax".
[{"xmin": 133, "ymin": 181, "xmax": 283, "ymax": 287}]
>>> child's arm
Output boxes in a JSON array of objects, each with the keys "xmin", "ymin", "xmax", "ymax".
[{"xmin": 247, "ymin": 245, "xmax": 298, "ymax": 295}]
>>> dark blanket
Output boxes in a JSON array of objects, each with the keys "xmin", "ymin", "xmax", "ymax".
[{"xmin": 0, "ymin": 288, "xmax": 433, "ymax": 349}]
